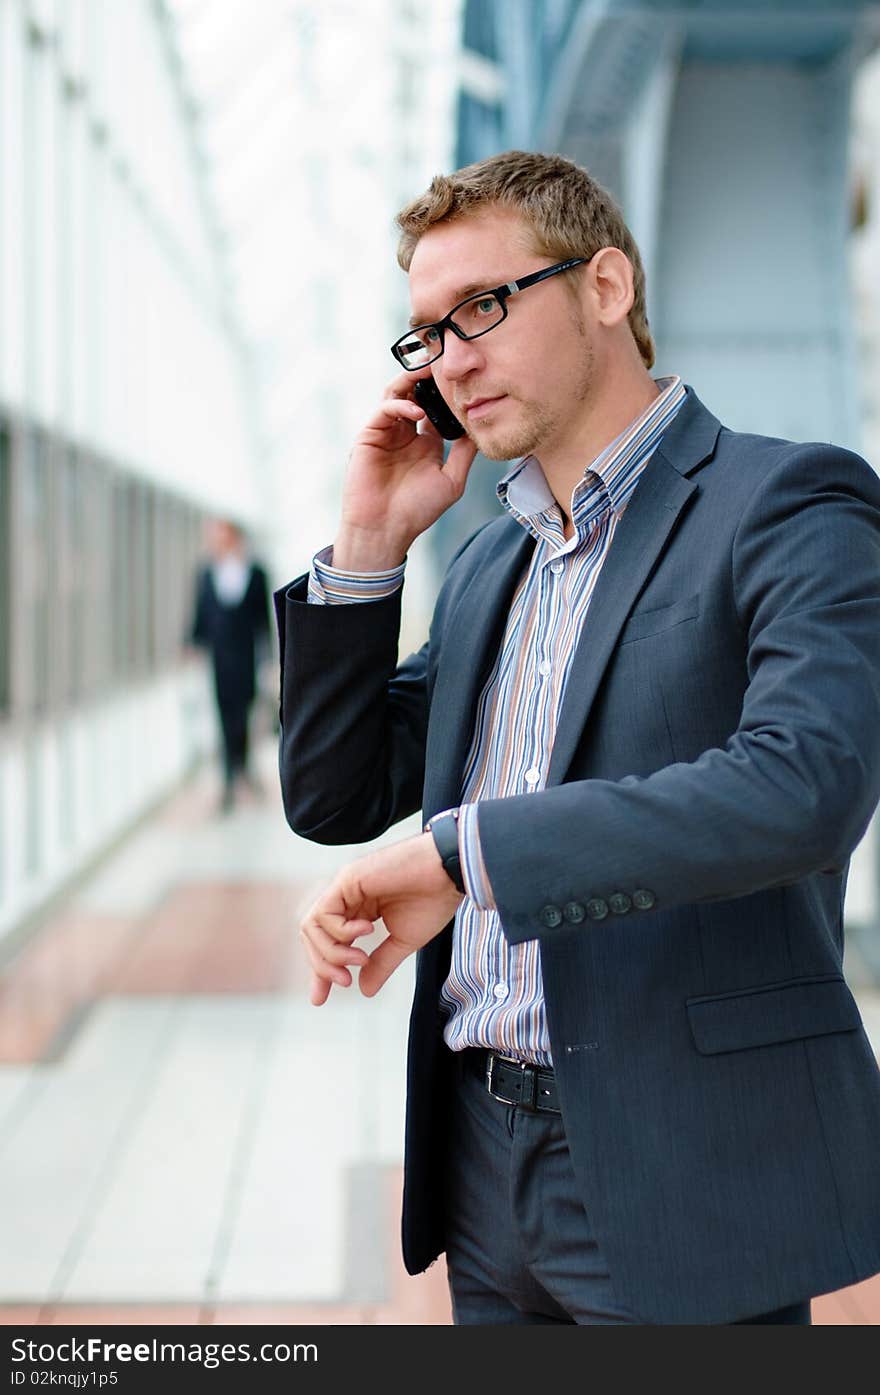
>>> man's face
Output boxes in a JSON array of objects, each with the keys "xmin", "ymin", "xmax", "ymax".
[
  {"xmin": 207, "ymin": 520, "xmax": 239, "ymax": 558},
  {"xmin": 407, "ymin": 207, "xmax": 596, "ymax": 461}
]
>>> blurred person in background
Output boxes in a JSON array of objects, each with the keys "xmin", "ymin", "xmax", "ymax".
[
  {"xmin": 276, "ymin": 151, "xmax": 880, "ymax": 1324},
  {"xmin": 190, "ymin": 518, "xmax": 272, "ymax": 813}
]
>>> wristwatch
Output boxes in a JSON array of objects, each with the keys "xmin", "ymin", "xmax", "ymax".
[{"xmin": 424, "ymin": 807, "xmax": 465, "ymax": 894}]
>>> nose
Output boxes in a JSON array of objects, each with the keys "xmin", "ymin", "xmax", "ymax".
[{"xmin": 439, "ymin": 330, "xmax": 485, "ymax": 383}]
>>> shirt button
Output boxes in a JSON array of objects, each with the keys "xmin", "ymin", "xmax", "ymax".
[
  {"xmin": 586, "ymin": 897, "xmax": 609, "ymax": 921},
  {"xmin": 492, "ymin": 984, "xmax": 509, "ymax": 1000},
  {"xmin": 550, "ymin": 560, "xmax": 564, "ymax": 575},
  {"xmin": 609, "ymin": 892, "xmax": 632, "ymax": 915},
  {"xmin": 633, "ymin": 888, "xmax": 656, "ymax": 911},
  {"xmin": 524, "ymin": 767, "xmax": 541, "ymax": 786},
  {"xmin": 539, "ymin": 904, "xmax": 564, "ymax": 928},
  {"xmin": 538, "ymin": 660, "xmax": 552, "ymax": 678}
]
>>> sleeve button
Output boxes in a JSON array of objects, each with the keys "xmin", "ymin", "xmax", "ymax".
[
  {"xmin": 609, "ymin": 892, "xmax": 632, "ymax": 915},
  {"xmin": 539, "ymin": 904, "xmax": 564, "ymax": 928},
  {"xmin": 632, "ymin": 888, "xmax": 656, "ymax": 910},
  {"xmin": 563, "ymin": 901, "xmax": 586, "ymax": 924},
  {"xmin": 586, "ymin": 898, "xmax": 609, "ymax": 921}
]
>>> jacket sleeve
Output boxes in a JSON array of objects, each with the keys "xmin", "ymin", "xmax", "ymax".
[
  {"xmin": 274, "ymin": 524, "xmax": 493, "ymax": 845},
  {"xmin": 475, "ymin": 445, "xmax": 880, "ymax": 944},
  {"xmin": 274, "ymin": 576, "xmax": 429, "ymax": 844}
]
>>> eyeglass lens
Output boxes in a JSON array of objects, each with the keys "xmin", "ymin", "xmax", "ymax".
[{"xmin": 397, "ymin": 293, "xmax": 505, "ymax": 368}]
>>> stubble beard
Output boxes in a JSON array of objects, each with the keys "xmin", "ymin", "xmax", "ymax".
[
  {"xmin": 468, "ymin": 397, "xmax": 557, "ymax": 462},
  {"xmin": 467, "ymin": 316, "xmax": 596, "ymax": 461}
]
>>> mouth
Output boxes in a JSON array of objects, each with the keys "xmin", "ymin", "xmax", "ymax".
[{"xmin": 461, "ymin": 394, "xmax": 505, "ymax": 421}]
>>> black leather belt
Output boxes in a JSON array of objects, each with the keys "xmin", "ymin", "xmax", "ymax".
[{"xmin": 462, "ymin": 1048, "xmax": 561, "ymax": 1114}]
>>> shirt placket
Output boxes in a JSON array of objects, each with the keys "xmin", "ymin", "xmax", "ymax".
[{"xmin": 487, "ymin": 537, "xmax": 567, "ymax": 1018}]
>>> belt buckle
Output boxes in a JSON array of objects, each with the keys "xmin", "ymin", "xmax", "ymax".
[{"xmin": 486, "ymin": 1053, "xmax": 537, "ymax": 1109}]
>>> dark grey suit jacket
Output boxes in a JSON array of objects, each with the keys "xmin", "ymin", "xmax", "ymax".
[{"xmin": 275, "ymin": 388, "xmax": 880, "ymax": 1323}]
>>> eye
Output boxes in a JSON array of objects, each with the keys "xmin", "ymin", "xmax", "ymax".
[
  {"xmin": 475, "ymin": 296, "xmax": 497, "ymax": 315},
  {"xmin": 424, "ymin": 326, "xmax": 441, "ymax": 344}
]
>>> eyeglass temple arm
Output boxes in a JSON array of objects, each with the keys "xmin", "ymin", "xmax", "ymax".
[{"xmin": 505, "ymin": 258, "xmax": 586, "ymax": 300}]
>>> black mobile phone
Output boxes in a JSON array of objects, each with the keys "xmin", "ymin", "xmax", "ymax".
[{"xmin": 412, "ymin": 377, "xmax": 466, "ymax": 440}]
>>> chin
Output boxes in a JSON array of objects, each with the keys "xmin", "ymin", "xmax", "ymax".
[
  {"xmin": 471, "ymin": 398, "xmax": 554, "ymax": 461},
  {"xmin": 468, "ymin": 415, "xmax": 540, "ymax": 462},
  {"xmin": 473, "ymin": 429, "xmax": 541, "ymax": 462}
]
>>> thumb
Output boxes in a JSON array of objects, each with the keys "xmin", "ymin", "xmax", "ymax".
[{"xmin": 358, "ymin": 936, "xmax": 411, "ymax": 997}]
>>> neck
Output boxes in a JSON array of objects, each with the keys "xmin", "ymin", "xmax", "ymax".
[{"xmin": 541, "ymin": 364, "xmax": 660, "ymax": 530}]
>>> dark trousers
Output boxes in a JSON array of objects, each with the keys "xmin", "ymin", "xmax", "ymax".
[
  {"xmin": 218, "ymin": 699, "xmax": 250, "ymax": 788},
  {"xmin": 443, "ymin": 1050, "xmax": 812, "ymax": 1326}
]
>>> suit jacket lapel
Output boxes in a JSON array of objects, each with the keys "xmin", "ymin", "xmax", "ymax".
[
  {"xmin": 546, "ymin": 456, "xmax": 697, "ymax": 785},
  {"xmin": 545, "ymin": 389, "xmax": 721, "ymax": 786},
  {"xmin": 424, "ymin": 522, "xmax": 535, "ymax": 816}
]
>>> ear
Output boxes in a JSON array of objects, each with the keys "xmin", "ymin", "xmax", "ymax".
[{"xmin": 590, "ymin": 247, "xmax": 635, "ymax": 329}]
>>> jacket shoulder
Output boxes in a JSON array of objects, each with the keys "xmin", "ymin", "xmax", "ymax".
[
  {"xmin": 695, "ymin": 423, "xmax": 880, "ymax": 517},
  {"xmin": 714, "ymin": 425, "xmax": 877, "ymax": 479}
]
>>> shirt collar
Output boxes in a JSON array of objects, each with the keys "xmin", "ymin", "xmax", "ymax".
[{"xmin": 497, "ymin": 375, "xmax": 686, "ymax": 542}]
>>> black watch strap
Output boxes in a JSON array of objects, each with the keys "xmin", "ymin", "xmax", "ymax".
[{"xmin": 426, "ymin": 809, "xmax": 465, "ymax": 894}]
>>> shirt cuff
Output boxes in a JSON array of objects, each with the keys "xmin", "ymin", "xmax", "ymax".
[
  {"xmin": 307, "ymin": 544, "xmax": 406, "ymax": 605},
  {"xmin": 458, "ymin": 803, "xmax": 497, "ymax": 911}
]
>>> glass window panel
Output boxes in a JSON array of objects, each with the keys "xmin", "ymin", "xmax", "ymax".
[
  {"xmin": 112, "ymin": 477, "xmax": 131, "ymax": 680},
  {"xmin": 59, "ymin": 724, "xmax": 75, "ymax": 848},
  {"xmin": 97, "ymin": 463, "xmax": 114, "ymax": 692},
  {"xmin": 153, "ymin": 492, "xmax": 172, "ymax": 667},
  {"xmin": 24, "ymin": 736, "xmax": 41, "ymax": 879},
  {"xmin": 137, "ymin": 483, "xmax": 148, "ymax": 675},
  {"xmin": 128, "ymin": 482, "xmax": 141, "ymax": 675},
  {"xmin": 82, "ymin": 458, "xmax": 111, "ymax": 698},
  {"xmin": 0, "ymin": 424, "xmax": 10, "ymax": 716},
  {"xmin": 131, "ymin": 481, "xmax": 149, "ymax": 676},
  {"xmin": 20, "ymin": 433, "xmax": 52, "ymax": 717},
  {"xmin": 0, "ymin": 0, "xmax": 26, "ymax": 403},
  {"xmin": 63, "ymin": 447, "xmax": 86, "ymax": 704}
]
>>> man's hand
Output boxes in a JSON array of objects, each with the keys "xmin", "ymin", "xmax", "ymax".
[
  {"xmin": 332, "ymin": 368, "xmax": 478, "ymax": 572},
  {"xmin": 299, "ymin": 833, "xmax": 464, "ymax": 1006}
]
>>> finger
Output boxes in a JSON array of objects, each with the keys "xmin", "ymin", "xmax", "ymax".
[
  {"xmin": 310, "ymin": 972, "xmax": 333, "ymax": 1007},
  {"xmin": 305, "ymin": 916, "xmax": 371, "ymax": 965},
  {"xmin": 300, "ymin": 885, "xmax": 366, "ymax": 940},
  {"xmin": 361, "ymin": 398, "xmax": 426, "ymax": 438},
  {"xmin": 384, "ymin": 365, "xmax": 433, "ymax": 400},
  {"xmin": 299, "ymin": 926, "xmax": 359, "ymax": 990},
  {"xmin": 358, "ymin": 937, "xmax": 411, "ymax": 998}
]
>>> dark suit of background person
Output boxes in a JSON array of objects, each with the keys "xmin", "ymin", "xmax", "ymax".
[
  {"xmin": 275, "ymin": 383, "xmax": 880, "ymax": 1324},
  {"xmin": 190, "ymin": 520, "xmax": 271, "ymax": 811}
]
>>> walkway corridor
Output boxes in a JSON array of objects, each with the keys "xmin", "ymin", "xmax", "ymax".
[{"xmin": 0, "ymin": 742, "xmax": 877, "ymax": 1325}]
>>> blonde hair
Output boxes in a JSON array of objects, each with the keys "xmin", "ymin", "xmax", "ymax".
[{"xmin": 395, "ymin": 150, "xmax": 655, "ymax": 369}]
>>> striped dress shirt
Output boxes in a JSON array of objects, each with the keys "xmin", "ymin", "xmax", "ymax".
[{"xmin": 309, "ymin": 374, "xmax": 686, "ymax": 1066}]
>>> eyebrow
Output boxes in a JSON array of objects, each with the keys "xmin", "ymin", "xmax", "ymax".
[{"xmin": 408, "ymin": 282, "xmax": 495, "ymax": 327}]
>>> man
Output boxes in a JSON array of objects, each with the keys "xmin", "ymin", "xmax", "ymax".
[
  {"xmin": 190, "ymin": 518, "xmax": 271, "ymax": 812},
  {"xmin": 274, "ymin": 151, "xmax": 880, "ymax": 1324}
]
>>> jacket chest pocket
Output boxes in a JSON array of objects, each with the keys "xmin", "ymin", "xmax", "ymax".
[{"xmin": 618, "ymin": 593, "xmax": 700, "ymax": 644}]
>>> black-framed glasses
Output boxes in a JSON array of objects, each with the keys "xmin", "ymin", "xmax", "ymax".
[{"xmin": 390, "ymin": 256, "xmax": 587, "ymax": 370}]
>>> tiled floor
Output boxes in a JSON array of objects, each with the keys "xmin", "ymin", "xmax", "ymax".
[{"xmin": 0, "ymin": 742, "xmax": 876, "ymax": 1326}]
